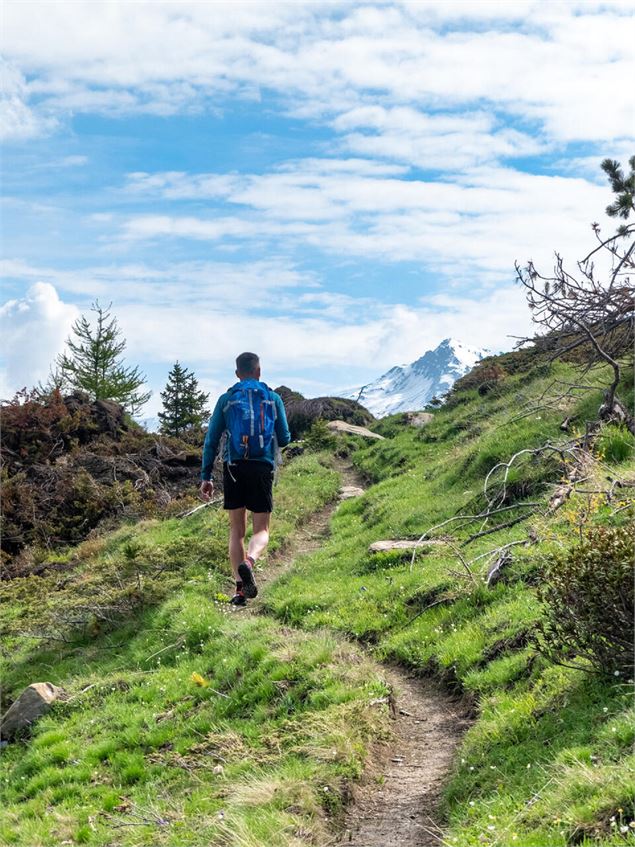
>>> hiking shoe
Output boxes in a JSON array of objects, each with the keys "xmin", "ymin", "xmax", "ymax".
[
  {"xmin": 230, "ymin": 591, "xmax": 246, "ymax": 607},
  {"xmin": 238, "ymin": 561, "xmax": 258, "ymax": 599}
]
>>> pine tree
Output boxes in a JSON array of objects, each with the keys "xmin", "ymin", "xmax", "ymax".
[
  {"xmin": 158, "ymin": 362, "xmax": 210, "ymax": 438},
  {"xmin": 55, "ymin": 301, "xmax": 151, "ymax": 415},
  {"xmin": 601, "ymin": 155, "xmax": 635, "ymax": 222}
]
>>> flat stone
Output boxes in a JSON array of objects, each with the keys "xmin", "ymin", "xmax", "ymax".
[
  {"xmin": 339, "ymin": 486, "xmax": 366, "ymax": 499},
  {"xmin": 326, "ymin": 420, "xmax": 385, "ymax": 439},
  {"xmin": 0, "ymin": 683, "xmax": 64, "ymax": 739},
  {"xmin": 368, "ymin": 539, "xmax": 446, "ymax": 554}
]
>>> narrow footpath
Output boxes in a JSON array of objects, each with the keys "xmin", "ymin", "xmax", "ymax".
[{"xmin": 249, "ymin": 461, "xmax": 469, "ymax": 847}]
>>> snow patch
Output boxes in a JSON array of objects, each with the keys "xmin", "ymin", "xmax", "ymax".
[{"xmin": 340, "ymin": 338, "xmax": 489, "ymax": 417}]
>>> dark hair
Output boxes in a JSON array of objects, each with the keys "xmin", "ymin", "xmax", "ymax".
[{"xmin": 236, "ymin": 352, "xmax": 260, "ymax": 376}]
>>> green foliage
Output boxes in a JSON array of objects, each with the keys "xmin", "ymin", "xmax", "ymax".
[
  {"xmin": 304, "ymin": 419, "xmax": 337, "ymax": 451},
  {"xmin": 536, "ymin": 526, "xmax": 634, "ymax": 676},
  {"xmin": 0, "ymin": 454, "xmax": 385, "ymax": 847},
  {"xmin": 2, "ymin": 353, "xmax": 634, "ymax": 846},
  {"xmin": 601, "ymin": 155, "xmax": 635, "ymax": 220},
  {"xmin": 596, "ymin": 424, "xmax": 635, "ymax": 464},
  {"xmin": 158, "ymin": 361, "xmax": 210, "ymax": 438},
  {"xmin": 56, "ymin": 301, "xmax": 151, "ymax": 415},
  {"xmin": 264, "ymin": 362, "xmax": 635, "ymax": 845}
]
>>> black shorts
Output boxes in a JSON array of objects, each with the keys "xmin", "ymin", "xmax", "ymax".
[{"xmin": 223, "ymin": 461, "xmax": 274, "ymax": 513}]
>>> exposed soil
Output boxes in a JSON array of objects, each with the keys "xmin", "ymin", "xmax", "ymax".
[
  {"xmin": 338, "ymin": 666, "xmax": 468, "ymax": 847},
  {"xmin": 250, "ymin": 459, "xmax": 470, "ymax": 847}
]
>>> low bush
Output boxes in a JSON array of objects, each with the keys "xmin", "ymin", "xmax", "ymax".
[
  {"xmin": 304, "ymin": 419, "xmax": 338, "ymax": 452},
  {"xmin": 596, "ymin": 423, "xmax": 635, "ymax": 464},
  {"xmin": 536, "ymin": 525, "xmax": 634, "ymax": 676}
]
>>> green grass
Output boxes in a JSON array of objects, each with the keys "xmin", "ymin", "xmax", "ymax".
[
  {"xmin": 263, "ymin": 363, "xmax": 635, "ymax": 847},
  {"xmin": 0, "ymin": 455, "xmax": 393, "ymax": 846},
  {"xmin": 2, "ymin": 361, "xmax": 634, "ymax": 847}
]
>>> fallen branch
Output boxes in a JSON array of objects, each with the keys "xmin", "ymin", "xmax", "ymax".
[
  {"xmin": 144, "ymin": 637, "xmax": 185, "ymax": 663},
  {"xmin": 460, "ymin": 513, "xmax": 536, "ymax": 547},
  {"xmin": 394, "ymin": 594, "xmax": 460, "ymax": 632},
  {"xmin": 178, "ymin": 496, "xmax": 222, "ymax": 518},
  {"xmin": 408, "ymin": 502, "xmax": 541, "ymax": 570}
]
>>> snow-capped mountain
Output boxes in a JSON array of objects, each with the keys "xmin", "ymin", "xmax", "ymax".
[{"xmin": 341, "ymin": 338, "xmax": 489, "ymax": 418}]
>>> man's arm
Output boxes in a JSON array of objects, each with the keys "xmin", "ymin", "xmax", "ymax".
[
  {"xmin": 201, "ymin": 395, "xmax": 226, "ymax": 481},
  {"xmin": 274, "ymin": 393, "xmax": 291, "ymax": 448}
]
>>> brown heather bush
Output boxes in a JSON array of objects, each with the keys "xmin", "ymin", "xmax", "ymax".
[
  {"xmin": 1, "ymin": 390, "xmax": 202, "ymax": 566},
  {"xmin": 536, "ymin": 525, "xmax": 634, "ymax": 676}
]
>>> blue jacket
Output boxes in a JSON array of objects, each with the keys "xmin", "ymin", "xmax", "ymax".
[{"xmin": 201, "ymin": 381, "xmax": 291, "ymax": 480}]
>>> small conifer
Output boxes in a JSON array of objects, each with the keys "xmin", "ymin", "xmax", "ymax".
[
  {"xmin": 158, "ymin": 362, "xmax": 210, "ymax": 437},
  {"xmin": 55, "ymin": 301, "xmax": 150, "ymax": 415}
]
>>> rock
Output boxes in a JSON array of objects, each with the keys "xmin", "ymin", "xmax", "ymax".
[
  {"xmin": 275, "ymin": 388, "xmax": 374, "ymax": 439},
  {"xmin": 339, "ymin": 486, "xmax": 365, "ymax": 499},
  {"xmin": 326, "ymin": 420, "xmax": 385, "ymax": 439},
  {"xmin": 368, "ymin": 539, "xmax": 446, "ymax": 553},
  {"xmin": 0, "ymin": 682, "xmax": 64, "ymax": 739},
  {"xmin": 404, "ymin": 412, "xmax": 434, "ymax": 427}
]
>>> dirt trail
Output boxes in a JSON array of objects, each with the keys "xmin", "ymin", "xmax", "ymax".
[
  {"xmin": 252, "ymin": 461, "xmax": 469, "ymax": 847},
  {"xmin": 338, "ymin": 665, "xmax": 467, "ymax": 847}
]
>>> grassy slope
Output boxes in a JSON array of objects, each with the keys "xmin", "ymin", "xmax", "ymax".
[
  {"xmin": 1, "ymin": 359, "xmax": 633, "ymax": 847},
  {"xmin": 263, "ymin": 361, "xmax": 635, "ymax": 847},
  {"xmin": 0, "ymin": 456, "xmax": 391, "ymax": 847}
]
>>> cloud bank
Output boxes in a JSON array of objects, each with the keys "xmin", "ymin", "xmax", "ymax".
[{"xmin": 0, "ymin": 283, "xmax": 79, "ymax": 398}]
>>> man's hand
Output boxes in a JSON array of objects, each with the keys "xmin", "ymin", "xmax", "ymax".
[{"xmin": 199, "ymin": 480, "xmax": 214, "ymax": 501}]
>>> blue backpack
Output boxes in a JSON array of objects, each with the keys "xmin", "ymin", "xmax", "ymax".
[{"xmin": 224, "ymin": 380, "xmax": 277, "ymax": 460}]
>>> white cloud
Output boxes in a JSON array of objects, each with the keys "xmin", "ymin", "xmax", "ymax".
[
  {"xmin": 119, "ymin": 159, "xmax": 612, "ymax": 284},
  {"xmin": 332, "ymin": 106, "xmax": 546, "ymax": 170},
  {"xmin": 0, "ymin": 60, "xmax": 57, "ymax": 140},
  {"xmin": 0, "ymin": 268, "xmax": 534, "ymax": 404},
  {"xmin": 0, "ymin": 282, "xmax": 79, "ymax": 396},
  {"xmin": 112, "ymin": 283, "xmax": 535, "ymax": 404},
  {"xmin": 0, "ymin": 257, "xmax": 320, "ymax": 306},
  {"xmin": 2, "ymin": 2, "xmax": 633, "ymax": 144}
]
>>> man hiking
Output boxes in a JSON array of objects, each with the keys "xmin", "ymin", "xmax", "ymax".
[{"xmin": 200, "ymin": 352, "xmax": 291, "ymax": 606}]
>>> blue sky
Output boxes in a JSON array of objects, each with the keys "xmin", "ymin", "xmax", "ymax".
[{"xmin": 1, "ymin": 0, "xmax": 633, "ymax": 415}]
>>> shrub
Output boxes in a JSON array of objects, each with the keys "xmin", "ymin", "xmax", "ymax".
[
  {"xmin": 596, "ymin": 424, "xmax": 635, "ymax": 464},
  {"xmin": 463, "ymin": 363, "xmax": 508, "ymax": 395},
  {"xmin": 536, "ymin": 526, "xmax": 634, "ymax": 676},
  {"xmin": 304, "ymin": 419, "xmax": 337, "ymax": 452}
]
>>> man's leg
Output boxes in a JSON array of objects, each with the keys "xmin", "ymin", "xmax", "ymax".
[
  {"xmin": 228, "ymin": 508, "xmax": 247, "ymax": 582},
  {"xmin": 247, "ymin": 511, "xmax": 271, "ymax": 563}
]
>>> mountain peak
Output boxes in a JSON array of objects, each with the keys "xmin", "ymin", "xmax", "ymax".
[{"xmin": 340, "ymin": 338, "xmax": 489, "ymax": 417}]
